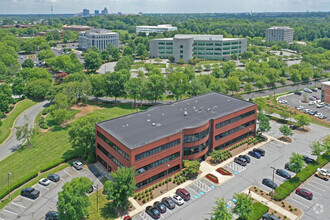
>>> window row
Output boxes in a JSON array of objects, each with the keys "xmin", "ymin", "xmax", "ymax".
[
  {"xmin": 215, "ymin": 131, "xmax": 255, "ymax": 151},
  {"xmin": 184, "ymin": 140, "xmax": 209, "ymax": 156},
  {"xmin": 215, "ymin": 110, "xmax": 256, "ymax": 129},
  {"xmin": 136, "ymin": 165, "xmax": 180, "ymax": 189},
  {"xmin": 136, "ymin": 152, "xmax": 180, "ymax": 175},
  {"xmin": 215, "ymin": 120, "xmax": 255, "ymax": 141},
  {"xmin": 97, "ymin": 131, "xmax": 129, "ymax": 160},
  {"xmin": 97, "ymin": 143, "xmax": 124, "ymax": 167},
  {"xmin": 184, "ymin": 128, "xmax": 209, "ymax": 143},
  {"xmin": 97, "ymin": 155, "xmax": 108, "ymax": 170},
  {"xmin": 135, "ymin": 139, "xmax": 181, "ymax": 162}
]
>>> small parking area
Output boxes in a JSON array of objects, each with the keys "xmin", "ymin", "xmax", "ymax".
[
  {"xmin": 0, "ymin": 164, "xmax": 102, "ymax": 220},
  {"xmin": 133, "ymin": 178, "xmax": 215, "ymax": 220},
  {"xmin": 277, "ymin": 90, "xmax": 330, "ymax": 122}
]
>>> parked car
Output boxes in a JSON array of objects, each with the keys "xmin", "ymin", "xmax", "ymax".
[
  {"xmin": 311, "ymin": 88, "xmax": 318, "ymax": 92},
  {"xmin": 309, "ymin": 97, "xmax": 316, "ymax": 101},
  {"xmin": 21, "ymin": 187, "xmax": 40, "ymax": 199},
  {"xmin": 262, "ymin": 178, "xmax": 278, "ymax": 189},
  {"xmin": 262, "ymin": 213, "xmax": 280, "ymax": 220},
  {"xmin": 45, "ymin": 211, "xmax": 59, "ymax": 220},
  {"xmin": 296, "ymin": 188, "xmax": 313, "ymax": 200},
  {"xmin": 276, "ymin": 169, "xmax": 291, "ymax": 179},
  {"xmin": 316, "ymin": 103, "xmax": 325, "ymax": 108},
  {"xmin": 72, "ymin": 160, "xmax": 83, "ymax": 170},
  {"xmin": 284, "ymin": 163, "xmax": 296, "ymax": 172},
  {"xmin": 315, "ymin": 168, "xmax": 329, "ymax": 181},
  {"xmin": 123, "ymin": 216, "xmax": 132, "ymax": 220},
  {"xmin": 289, "ymin": 124, "xmax": 298, "ymax": 130},
  {"xmin": 162, "ymin": 197, "xmax": 175, "ymax": 209},
  {"xmin": 278, "ymin": 100, "xmax": 287, "ymax": 104},
  {"xmin": 313, "ymin": 96, "xmax": 320, "ymax": 100},
  {"xmin": 88, "ymin": 186, "xmax": 94, "ymax": 193},
  {"xmin": 145, "ymin": 206, "xmax": 160, "ymax": 219},
  {"xmin": 294, "ymin": 91, "xmax": 302, "ymax": 95},
  {"xmin": 315, "ymin": 113, "xmax": 323, "ymax": 118},
  {"xmin": 47, "ymin": 174, "xmax": 60, "ymax": 182},
  {"xmin": 39, "ymin": 178, "xmax": 50, "ymax": 186},
  {"xmin": 309, "ymin": 101, "xmax": 315, "ymax": 105},
  {"xmin": 176, "ymin": 188, "xmax": 190, "ymax": 201},
  {"xmin": 303, "ymin": 155, "xmax": 315, "ymax": 164},
  {"xmin": 239, "ymin": 155, "xmax": 250, "ymax": 163},
  {"xmin": 248, "ymin": 151, "xmax": 261, "ymax": 159},
  {"xmin": 170, "ymin": 194, "xmax": 184, "ymax": 205},
  {"xmin": 154, "ymin": 201, "xmax": 167, "ymax": 213},
  {"xmin": 234, "ymin": 157, "xmax": 247, "ymax": 166},
  {"xmin": 304, "ymin": 88, "xmax": 312, "ymax": 93},
  {"xmin": 296, "ymin": 106, "xmax": 304, "ymax": 111},
  {"xmin": 253, "ymin": 148, "xmax": 265, "ymax": 156}
]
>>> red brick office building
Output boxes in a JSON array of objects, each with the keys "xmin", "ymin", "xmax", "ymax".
[
  {"xmin": 96, "ymin": 92, "xmax": 257, "ymax": 190},
  {"xmin": 321, "ymin": 81, "xmax": 330, "ymax": 104}
]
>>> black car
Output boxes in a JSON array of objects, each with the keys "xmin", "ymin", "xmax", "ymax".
[
  {"xmin": 248, "ymin": 151, "xmax": 261, "ymax": 159},
  {"xmin": 47, "ymin": 174, "xmax": 60, "ymax": 182},
  {"xmin": 253, "ymin": 148, "xmax": 265, "ymax": 156},
  {"xmin": 21, "ymin": 187, "xmax": 40, "ymax": 199},
  {"xmin": 146, "ymin": 206, "xmax": 160, "ymax": 219},
  {"xmin": 262, "ymin": 178, "xmax": 278, "ymax": 189},
  {"xmin": 294, "ymin": 91, "xmax": 302, "ymax": 95},
  {"xmin": 161, "ymin": 197, "xmax": 175, "ymax": 209},
  {"xmin": 239, "ymin": 155, "xmax": 250, "ymax": 163},
  {"xmin": 154, "ymin": 201, "xmax": 167, "ymax": 213},
  {"xmin": 303, "ymin": 155, "xmax": 315, "ymax": 164},
  {"xmin": 284, "ymin": 163, "xmax": 296, "ymax": 172},
  {"xmin": 234, "ymin": 157, "xmax": 247, "ymax": 166},
  {"xmin": 276, "ymin": 169, "xmax": 291, "ymax": 179},
  {"xmin": 312, "ymin": 88, "xmax": 318, "ymax": 92},
  {"xmin": 45, "ymin": 211, "xmax": 59, "ymax": 220},
  {"xmin": 289, "ymin": 124, "xmax": 297, "ymax": 130},
  {"xmin": 262, "ymin": 213, "xmax": 280, "ymax": 220}
]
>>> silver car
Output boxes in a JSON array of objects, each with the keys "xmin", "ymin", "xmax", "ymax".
[{"xmin": 73, "ymin": 161, "xmax": 83, "ymax": 170}]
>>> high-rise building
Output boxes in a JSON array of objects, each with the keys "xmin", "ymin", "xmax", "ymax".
[
  {"xmin": 78, "ymin": 29, "xmax": 119, "ymax": 51},
  {"xmin": 82, "ymin": 9, "xmax": 89, "ymax": 17},
  {"xmin": 136, "ymin": 24, "xmax": 178, "ymax": 36},
  {"xmin": 95, "ymin": 10, "xmax": 100, "ymax": 15},
  {"xmin": 101, "ymin": 7, "xmax": 108, "ymax": 15},
  {"xmin": 95, "ymin": 92, "xmax": 257, "ymax": 190},
  {"xmin": 150, "ymin": 34, "xmax": 247, "ymax": 63},
  {"xmin": 266, "ymin": 26, "xmax": 294, "ymax": 44}
]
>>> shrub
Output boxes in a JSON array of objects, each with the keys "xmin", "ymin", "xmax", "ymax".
[
  {"xmin": 205, "ymin": 173, "xmax": 219, "ymax": 184},
  {"xmin": 142, "ymin": 198, "xmax": 146, "ymax": 203},
  {"xmin": 169, "ymin": 177, "xmax": 172, "ymax": 182},
  {"xmin": 138, "ymin": 196, "xmax": 141, "ymax": 200},
  {"xmin": 151, "ymin": 194, "xmax": 153, "ymax": 199},
  {"xmin": 290, "ymin": 208, "xmax": 293, "ymax": 212}
]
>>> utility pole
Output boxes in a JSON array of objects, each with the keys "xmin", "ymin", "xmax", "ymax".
[
  {"xmin": 270, "ymin": 166, "xmax": 276, "ymax": 198},
  {"xmin": 96, "ymin": 184, "xmax": 99, "ymax": 213},
  {"xmin": 8, "ymin": 173, "xmax": 12, "ymax": 200},
  {"xmin": 166, "ymin": 164, "xmax": 170, "ymax": 191}
]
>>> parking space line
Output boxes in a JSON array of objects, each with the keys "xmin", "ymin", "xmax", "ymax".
[
  {"xmin": 309, "ymin": 179, "xmax": 329, "ymax": 189},
  {"xmin": 167, "ymin": 208, "xmax": 172, "ymax": 213},
  {"xmin": 0, "ymin": 217, "xmax": 4, "ymax": 220},
  {"xmin": 3, "ymin": 209, "xmax": 18, "ymax": 216},
  {"xmin": 38, "ymin": 184, "xmax": 50, "ymax": 191},
  {"xmin": 63, "ymin": 169, "xmax": 72, "ymax": 177},
  {"xmin": 12, "ymin": 202, "xmax": 27, "ymax": 209},
  {"xmin": 306, "ymin": 184, "xmax": 326, "ymax": 192},
  {"xmin": 293, "ymin": 195, "xmax": 314, "ymax": 204},
  {"xmin": 188, "ymin": 185, "xmax": 200, "ymax": 196},
  {"xmin": 21, "ymin": 197, "xmax": 36, "ymax": 202},
  {"xmin": 289, "ymin": 198, "xmax": 310, "ymax": 209}
]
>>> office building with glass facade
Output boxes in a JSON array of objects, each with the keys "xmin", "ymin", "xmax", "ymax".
[
  {"xmin": 78, "ymin": 29, "xmax": 119, "ymax": 51},
  {"xmin": 266, "ymin": 26, "xmax": 294, "ymax": 44},
  {"xmin": 136, "ymin": 24, "xmax": 177, "ymax": 36}
]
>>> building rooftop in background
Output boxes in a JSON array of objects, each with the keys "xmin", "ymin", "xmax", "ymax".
[
  {"xmin": 63, "ymin": 25, "xmax": 94, "ymax": 31},
  {"xmin": 97, "ymin": 92, "xmax": 255, "ymax": 150},
  {"xmin": 267, "ymin": 26, "xmax": 293, "ymax": 30},
  {"xmin": 136, "ymin": 24, "xmax": 177, "ymax": 36},
  {"xmin": 1, "ymin": 24, "xmax": 36, "ymax": 29}
]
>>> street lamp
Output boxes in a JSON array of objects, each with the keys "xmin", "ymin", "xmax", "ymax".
[
  {"xmin": 270, "ymin": 166, "xmax": 276, "ymax": 198},
  {"xmin": 8, "ymin": 173, "xmax": 12, "ymax": 200},
  {"xmin": 166, "ymin": 164, "xmax": 170, "ymax": 191}
]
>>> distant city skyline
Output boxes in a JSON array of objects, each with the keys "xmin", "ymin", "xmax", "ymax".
[{"xmin": 0, "ymin": 0, "xmax": 329, "ymax": 14}]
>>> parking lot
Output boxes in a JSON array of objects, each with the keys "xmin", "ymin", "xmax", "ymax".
[
  {"xmin": 277, "ymin": 90, "xmax": 330, "ymax": 122},
  {"xmin": 0, "ymin": 164, "xmax": 102, "ymax": 220},
  {"xmin": 133, "ymin": 178, "xmax": 215, "ymax": 220}
]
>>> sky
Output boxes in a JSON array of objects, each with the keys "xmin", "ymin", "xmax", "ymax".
[{"xmin": 0, "ymin": 0, "xmax": 329, "ymax": 14}]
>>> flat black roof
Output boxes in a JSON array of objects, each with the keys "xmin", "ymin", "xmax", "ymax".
[{"xmin": 97, "ymin": 92, "xmax": 255, "ymax": 150}]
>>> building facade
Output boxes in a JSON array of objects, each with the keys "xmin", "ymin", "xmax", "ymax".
[
  {"xmin": 63, "ymin": 25, "xmax": 94, "ymax": 32},
  {"xmin": 321, "ymin": 82, "xmax": 330, "ymax": 104},
  {"xmin": 266, "ymin": 26, "xmax": 294, "ymax": 44},
  {"xmin": 150, "ymin": 34, "xmax": 247, "ymax": 63},
  {"xmin": 96, "ymin": 92, "xmax": 257, "ymax": 190},
  {"xmin": 78, "ymin": 29, "xmax": 119, "ymax": 51},
  {"xmin": 136, "ymin": 24, "xmax": 178, "ymax": 36}
]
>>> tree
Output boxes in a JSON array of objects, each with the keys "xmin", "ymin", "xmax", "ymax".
[
  {"xmin": 15, "ymin": 123, "xmax": 34, "ymax": 146},
  {"xmin": 38, "ymin": 49, "xmax": 56, "ymax": 60},
  {"xmin": 104, "ymin": 167, "xmax": 136, "ymax": 208},
  {"xmin": 101, "ymin": 50, "xmax": 110, "ymax": 60},
  {"xmin": 57, "ymin": 177, "xmax": 93, "ymax": 220},
  {"xmin": 111, "ymin": 48, "xmax": 120, "ymax": 60},
  {"xmin": 254, "ymin": 97, "xmax": 266, "ymax": 112},
  {"xmin": 123, "ymin": 46, "xmax": 133, "ymax": 56},
  {"xmin": 226, "ymin": 76, "xmax": 241, "ymax": 94},
  {"xmin": 233, "ymin": 193, "xmax": 254, "ymax": 220},
  {"xmin": 309, "ymin": 141, "xmax": 323, "ymax": 157},
  {"xmin": 279, "ymin": 111, "xmax": 289, "ymax": 121},
  {"xmin": 106, "ymin": 69, "xmax": 130, "ymax": 100},
  {"xmin": 26, "ymin": 79, "xmax": 51, "ymax": 99},
  {"xmin": 12, "ymin": 77, "xmax": 26, "ymax": 96},
  {"xmin": 211, "ymin": 66, "xmax": 224, "ymax": 78},
  {"xmin": 84, "ymin": 51, "xmax": 102, "ymax": 71},
  {"xmin": 210, "ymin": 150, "xmax": 224, "ymax": 163},
  {"xmin": 222, "ymin": 61, "xmax": 236, "ymax": 77},
  {"xmin": 68, "ymin": 116, "xmax": 101, "ymax": 162},
  {"xmin": 0, "ymin": 84, "xmax": 12, "ymax": 113},
  {"xmin": 257, "ymin": 112, "xmax": 271, "ymax": 133},
  {"xmin": 183, "ymin": 160, "xmax": 200, "ymax": 177},
  {"xmin": 50, "ymin": 109, "xmax": 71, "ymax": 125},
  {"xmin": 125, "ymin": 78, "xmax": 144, "ymax": 105},
  {"xmin": 145, "ymin": 74, "xmax": 166, "ymax": 103},
  {"xmin": 189, "ymin": 79, "xmax": 209, "ymax": 96},
  {"xmin": 54, "ymin": 93, "xmax": 70, "ymax": 109},
  {"xmin": 279, "ymin": 125, "xmax": 293, "ymax": 137},
  {"xmin": 136, "ymin": 43, "xmax": 147, "ymax": 56},
  {"xmin": 168, "ymin": 55, "xmax": 175, "ymax": 63},
  {"xmin": 167, "ymin": 71, "xmax": 190, "ymax": 100},
  {"xmin": 294, "ymin": 114, "xmax": 311, "ymax": 128},
  {"xmin": 89, "ymin": 74, "xmax": 107, "ymax": 99},
  {"xmin": 21, "ymin": 59, "xmax": 34, "ymax": 68},
  {"xmin": 114, "ymin": 56, "xmax": 133, "ymax": 71},
  {"xmin": 289, "ymin": 153, "xmax": 305, "ymax": 173},
  {"xmin": 244, "ymin": 82, "xmax": 253, "ymax": 93},
  {"xmin": 211, "ymin": 198, "xmax": 233, "ymax": 220}
]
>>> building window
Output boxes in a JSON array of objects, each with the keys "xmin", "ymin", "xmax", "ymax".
[
  {"xmin": 135, "ymin": 139, "xmax": 181, "ymax": 162},
  {"xmin": 215, "ymin": 120, "xmax": 255, "ymax": 141},
  {"xmin": 136, "ymin": 152, "xmax": 180, "ymax": 175},
  {"xmin": 184, "ymin": 128, "xmax": 209, "ymax": 143},
  {"xmin": 180, "ymin": 45, "xmax": 183, "ymax": 48},
  {"xmin": 180, "ymin": 55, "xmax": 183, "ymax": 59},
  {"xmin": 215, "ymin": 110, "xmax": 255, "ymax": 129},
  {"xmin": 184, "ymin": 140, "xmax": 209, "ymax": 156},
  {"xmin": 136, "ymin": 165, "xmax": 180, "ymax": 189},
  {"xmin": 97, "ymin": 143, "xmax": 124, "ymax": 167},
  {"xmin": 215, "ymin": 131, "xmax": 254, "ymax": 150},
  {"xmin": 97, "ymin": 155, "xmax": 108, "ymax": 170},
  {"xmin": 97, "ymin": 131, "xmax": 129, "ymax": 160}
]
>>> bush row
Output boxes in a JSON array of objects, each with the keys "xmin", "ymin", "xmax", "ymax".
[{"xmin": 245, "ymin": 202, "xmax": 269, "ymax": 220}]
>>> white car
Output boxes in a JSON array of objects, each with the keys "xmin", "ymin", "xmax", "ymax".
[
  {"xmin": 39, "ymin": 178, "xmax": 50, "ymax": 186},
  {"xmin": 317, "ymin": 168, "xmax": 330, "ymax": 176},
  {"xmin": 72, "ymin": 161, "xmax": 83, "ymax": 170},
  {"xmin": 170, "ymin": 194, "xmax": 184, "ymax": 205},
  {"xmin": 316, "ymin": 103, "xmax": 325, "ymax": 108},
  {"xmin": 296, "ymin": 106, "xmax": 304, "ymax": 111},
  {"xmin": 278, "ymin": 100, "xmax": 287, "ymax": 104},
  {"xmin": 304, "ymin": 88, "xmax": 312, "ymax": 93},
  {"xmin": 314, "ymin": 113, "xmax": 322, "ymax": 118},
  {"xmin": 309, "ymin": 101, "xmax": 315, "ymax": 105}
]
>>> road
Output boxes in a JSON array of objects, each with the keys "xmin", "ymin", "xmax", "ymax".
[{"xmin": 0, "ymin": 101, "xmax": 50, "ymax": 161}]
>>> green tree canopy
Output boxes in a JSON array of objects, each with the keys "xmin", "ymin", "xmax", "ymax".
[
  {"xmin": 233, "ymin": 193, "xmax": 254, "ymax": 220},
  {"xmin": 21, "ymin": 59, "xmax": 34, "ymax": 68},
  {"xmin": 211, "ymin": 198, "xmax": 233, "ymax": 220},
  {"xmin": 279, "ymin": 125, "xmax": 293, "ymax": 137},
  {"xmin": 257, "ymin": 112, "xmax": 271, "ymax": 133},
  {"xmin": 167, "ymin": 71, "xmax": 190, "ymax": 100},
  {"xmin": 84, "ymin": 51, "xmax": 103, "ymax": 71},
  {"xmin": 289, "ymin": 153, "xmax": 305, "ymax": 173},
  {"xmin": 294, "ymin": 114, "xmax": 311, "ymax": 128},
  {"xmin": 183, "ymin": 160, "xmax": 200, "ymax": 177}
]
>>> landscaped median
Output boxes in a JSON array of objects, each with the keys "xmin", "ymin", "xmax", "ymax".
[
  {"xmin": 274, "ymin": 151, "xmax": 330, "ymax": 201},
  {"xmin": 237, "ymin": 202, "xmax": 269, "ymax": 220}
]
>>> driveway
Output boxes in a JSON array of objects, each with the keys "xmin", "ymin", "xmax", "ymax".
[{"xmin": 0, "ymin": 101, "xmax": 50, "ymax": 161}]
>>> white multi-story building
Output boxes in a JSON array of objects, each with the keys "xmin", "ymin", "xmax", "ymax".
[
  {"xmin": 266, "ymin": 26, "xmax": 294, "ymax": 44},
  {"xmin": 150, "ymin": 34, "xmax": 247, "ymax": 63},
  {"xmin": 78, "ymin": 29, "xmax": 119, "ymax": 51},
  {"xmin": 136, "ymin": 24, "xmax": 177, "ymax": 36}
]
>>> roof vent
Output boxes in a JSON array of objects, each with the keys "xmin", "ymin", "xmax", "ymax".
[
  {"xmin": 207, "ymin": 108, "xmax": 211, "ymax": 112},
  {"xmin": 184, "ymin": 111, "xmax": 188, "ymax": 116},
  {"xmin": 156, "ymin": 123, "xmax": 161, "ymax": 127},
  {"xmin": 162, "ymin": 113, "xmax": 165, "ymax": 116},
  {"xmin": 147, "ymin": 119, "xmax": 151, "ymax": 122},
  {"xmin": 227, "ymin": 99, "xmax": 230, "ymax": 101},
  {"xmin": 195, "ymin": 100, "xmax": 198, "ymax": 103},
  {"xmin": 152, "ymin": 123, "xmax": 156, "ymax": 126}
]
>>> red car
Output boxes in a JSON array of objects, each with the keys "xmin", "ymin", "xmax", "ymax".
[
  {"xmin": 313, "ymin": 96, "xmax": 320, "ymax": 100},
  {"xmin": 176, "ymin": 188, "xmax": 190, "ymax": 201},
  {"xmin": 296, "ymin": 188, "xmax": 313, "ymax": 200},
  {"xmin": 123, "ymin": 216, "xmax": 132, "ymax": 220}
]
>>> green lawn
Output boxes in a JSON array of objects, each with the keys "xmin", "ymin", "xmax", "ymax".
[
  {"xmin": 0, "ymin": 99, "xmax": 37, "ymax": 145},
  {"xmin": 87, "ymin": 190, "xmax": 118, "ymax": 220},
  {"xmin": 0, "ymin": 104, "xmax": 143, "ymax": 201}
]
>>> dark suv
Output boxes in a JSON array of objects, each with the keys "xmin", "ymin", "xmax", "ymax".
[
  {"xmin": 253, "ymin": 148, "xmax": 265, "ymax": 156},
  {"xmin": 45, "ymin": 211, "xmax": 59, "ymax": 220},
  {"xmin": 234, "ymin": 157, "xmax": 247, "ymax": 166},
  {"xmin": 296, "ymin": 188, "xmax": 313, "ymax": 200},
  {"xmin": 262, "ymin": 178, "xmax": 277, "ymax": 189},
  {"xmin": 161, "ymin": 197, "xmax": 175, "ymax": 209},
  {"xmin": 303, "ymin": 155, "xmax": 315, "ymax": 164},
  {"xmin": 176, "ymin": 188, "xmax": 190, "ymax": 201},
  {"xmin": 48, "ymin": 174, "xmax": 60, "ymax": 182},
  {"xmin": 239, "ymin": 155, "xmax": 250, "ymax": 163},
  {"xmin": 262, "ymin": 213, "xmax": 280, "ymax": 220},
  {"xmin": 276, "ymin": 169, "xmax": 291, "ymax": 179},
  {"xmin": 21, "ymin": 187, "xmax": 40, "ymax": 199}
]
